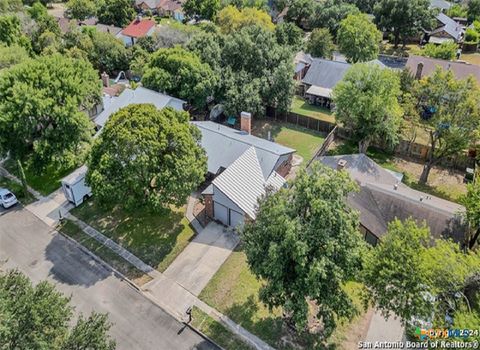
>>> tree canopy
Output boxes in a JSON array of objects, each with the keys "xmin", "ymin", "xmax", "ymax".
[
  {"xmin": 468, "ymin": 0, "xmax": 480, "ymax": 22},
  {"xmin": 333, "ymin": 63, "xmax": 403, "ymax": 153},
  {"xmin": 242, "ymin": 162, "xmax": 364, "ymax": 337},
  {"xmin": 215, "ymin": 5, "xmax": 274, "ymax": 34},
  {"xmin": 285, "ymin": 0, "xmax": 315, "ymax": 28},
  {"xmin": 310, "ymin": 0, "xmax": 360, "ymax": 36},
  {"xmin": 337, "ymin": 13, "xmax": 381, "ymax": 63},
  {"xmin": 142, "ymin": 46, "xmax": 216, "ymax": 109},
  {"xmin": 460, "ymin": 180, "xmax": 480, "ymax": 249},
  {"xmin": 86, "ymin": 104, "xmax": 207, "ymax": 211},
  {"xmin": 0, "ymin": 44, "xmax": 29, "ymax": 70},
  {"xmin": 374, "ymin": 0, "xmax": 434, "ymax": 48},
  {"xmin": 0, "ymin": 54, "xmax": 101, "ymax": 169},
  {"xmin": 65, "ymin": 0, "xmax": 97, "ymax": 20},
  {"xmin": 305, "ymin": 27, "xmax": 334, "ymax": 59},
  {"xmin": 412, "ymin": 68, "xmax": 480, "ymax": 184},
  {"xmin": 417, "ymin": 42, "xmax": 458, "ymax": 60},
  {"xmin": 97, "ymin": 0, "xmax": 136, "ymax": 27},
  {"xmin": 183, "ymin": 0, "xmax": 221, "ymax": 20},
  {"xmin": 0, "ymin": 269, "xmax": 115, "ymax": 349},
  {"xmin": 275, "ymin": 22, "xmax": 303, "ymax": 49}
]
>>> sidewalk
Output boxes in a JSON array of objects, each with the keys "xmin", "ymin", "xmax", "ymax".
[{"xmin": 364, "ymin": 310, "xmax": 405, "ymax": 348}]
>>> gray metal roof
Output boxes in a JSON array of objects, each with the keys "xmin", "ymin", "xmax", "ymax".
[
  {"xmin": 94, "ymin": 87, "xmax": 185, "ymax": 128},
  {"xmin": 318, "ymin": 154, "xmax": 465, "ymax": 240},
  {"xmin": 192, "ymin": 121, "xmax": 295, "ymax": 178},
  {"xmin": 302, "ymin": 58, "xmax": 351, "ymax": 89},
  {"xmin": 432, "ymin": 13, "xmax": 464, "ymax": 40},
  {"xmin": 213, "ymin": 147, "xmax": 285, "ymax": 219}
]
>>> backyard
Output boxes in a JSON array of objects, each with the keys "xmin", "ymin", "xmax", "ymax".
[
  {"xmin": 290, "ymin": 96, "xmax": 335, "ymax": 124},
  {"xmin": 251, "ymin": 119, "xmax": 325, "ymax": 162},
  {"xmin": 71, "ymin": 200, "xmax": 195, "ymax": 273},
  {"xmin": 327, "ymin": 139, "xmax": 467, "ymax": 203}
]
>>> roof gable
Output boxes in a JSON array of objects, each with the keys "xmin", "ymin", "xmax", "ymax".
[{"xmin": 122, "ymin": 18, "xmax": 156, "ymax": 38}]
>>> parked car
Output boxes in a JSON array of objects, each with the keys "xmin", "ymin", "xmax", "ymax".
[{"xmin": 0, "ymin": 188, "xmax": 18, "ymax": 209}]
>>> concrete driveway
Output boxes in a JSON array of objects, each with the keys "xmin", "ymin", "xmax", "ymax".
[
  {"xmin": 0, "ymin": 208, "xmax": 219, "ymax": 350},
  {"xmin": 162, "ymin": 222, "xmax": 239, "ymax": 296}
]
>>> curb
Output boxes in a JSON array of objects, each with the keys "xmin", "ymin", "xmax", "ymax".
[
  {"xmin": 184, "ymin": 322, "xmax": 225, "ymax": 350},
  {"xmin": 55, "ymin": 226, "xmax": 140, "ymax": 292}
]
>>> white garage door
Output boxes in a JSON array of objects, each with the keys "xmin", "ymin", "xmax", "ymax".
[
  {"xmin": 214, "ymin": 202, "xmax": 229, "ymax": 226},
  {"xmin": 229, "ymin": 209, "xmax": 244, "ymax": 229}
]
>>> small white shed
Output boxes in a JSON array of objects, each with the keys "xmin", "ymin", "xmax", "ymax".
[{"xmin": 61, "ymin": 165, "xmax": 92, "ymax": 207}]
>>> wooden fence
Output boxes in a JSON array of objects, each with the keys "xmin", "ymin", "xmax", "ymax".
[
  {"xmin": 307, "ymin": 125, "xmax": 338, "ymax": 167},
  {"xmin": 265, "ymin": 106, "xmax": 336, "ymax": 134}
]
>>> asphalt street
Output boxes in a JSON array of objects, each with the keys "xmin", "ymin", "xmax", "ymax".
[{"xmin": 0, "ymin": 206, "xmax": 220, "ymax": 350}]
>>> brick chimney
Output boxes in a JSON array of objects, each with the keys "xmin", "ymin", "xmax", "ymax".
[
  {"xmin": 240, "ymin": 111, "xmax": 252, "ymax": 134},
  {"xmin": 101, "ymin": 72, "xmax": 110, "ymax": 87},
  {"xmin": 337, "ymin": 159, "xmax": 347, "ymax": 171},
  {"xmin": 415, "ymin": 62, "xmax": 424, "ymax": 80}
]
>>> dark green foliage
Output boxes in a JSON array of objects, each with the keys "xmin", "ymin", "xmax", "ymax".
[
  {"xmin": 183, "ymin": 0, "xmax": 221, "ymax": 20},
  {"xmin": 142, "ymin": 46, "xmax": 216, "ymax": 109},
  {"xmin": 0, "ymin": 54, "xmax": 101, "ymax": 169},
  {"xmin": 275, "ymin": 22, "xmax": 303, "ymax": 49},
  {"xmin": 310, "ymin": 0, "xmax": 360, "ymax": 36},
  {"xmin": 469, "ymin": 0, "xmax": 480, "ymax": 22},
  {"xmin": 305, "ymin": 27, "xmax": 334, "ymax": 59},
  {"xmin": 0, "ymin": 270, "xmax": 115, "ymax": 349},
  {"xmin": 97, "ymin": 0, "xmax": 136, "ymax": 27},
  {"xmin": 242, "ymin": 163, "xmax": 364, "ymax": 336},
  {"xmin": 86, "ymin": 104, "xmax": 207, "ymax": 212}
]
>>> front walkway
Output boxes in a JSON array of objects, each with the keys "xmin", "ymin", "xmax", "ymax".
[
  {"xmin": 364, "ymin": 310, "xmax": 405, "ymax": 348},
  {"xmin": 163, "ymin": 222, "xmax": 239, "ymax": 295}
]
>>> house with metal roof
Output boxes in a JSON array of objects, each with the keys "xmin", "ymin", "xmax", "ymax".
[
  {"xmin": 196, "ymin": 113, "xmax": 295, "ymax": 228},
  {"xmin": 319, "ymin": 154, "xmax": 465, "ymax": 245},
  {"xmin": 429, "ymin": 0, "xmax": 452, "ymax": 12},
  {"xmin": 425, "ymin": 13, "xmax": 465, "ymax": 44},
  {"xmin": 94, "ymin": 86, "xmax": 185, "ymax": 129}
]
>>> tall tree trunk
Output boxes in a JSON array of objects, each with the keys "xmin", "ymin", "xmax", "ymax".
[
  {"xmin": 358, "ymin": 138, "xmax": 371, "ymax": 154},
  {"xmin": 16, "ymin": 159, "xmax": 29, "ymax": 200},
  {"xmin": 419, "ymin": 162, "xmax": 432, "ymax": 185},
  {"xmin": 393, "ymin": 32, "xmax": 400, "ymax": 49},
  {"xmin": 469, "ymin": 227, "xmax": 480, "ymax": 250}
]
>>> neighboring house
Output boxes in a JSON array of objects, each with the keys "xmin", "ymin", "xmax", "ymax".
[
  {"xmin": 429, "ymin": 0, "xmax": 452, "ymax": 12},
  {"xmin": 135, "ymin": 0, "xmax": 185, "ymax": 21},
  {"xmin": 196, "ymin": 113, "xmax": 295, "ymax": 228},
  {"xmin": 320, "ymin": 154, "xmax": 465, "ymax": 246},
  {"xmin": 406, "ymin": 55, "xmax": 480, "ymax": 84},
  {"xmin": 94, "ymin": 86, "xmax": 185, "ymax": 129},
  {"xmin": 293, "ymin": 51, "xmax": 313, "ymax": 82},
  {"xmin": 119, "ymin": 17, "xmax": 156, "ymax": 46},
  {"xmin": 300, "ymin": 58, "xmax": 385, "ymax": 109},
  {"xmin": 425, "ymin": 13, "xmax": 465, "ymax": 44}
]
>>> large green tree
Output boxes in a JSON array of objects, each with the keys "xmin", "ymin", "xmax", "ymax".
[
  {"xmin": 183, "ymin": 0, "xmax": 221, "ymax": 20},
  {"xmin": 374, "ymin": 0, "xmax": 434, "ymax": 48},
  {"xmin": 285, "ymin": 0, "xmax": 315, "ymax": 28},
  {"xmin": 333, "ymin": 63, "xmax": 403, "ymax": 153},
  {"xmin": 0, "ymin": 54, "xmax": 101, "ymax": 169},
  {"xmin": 97, "ymin": 0, "xmax": 136, "ymax": 27},
  {"xmin": 87, "ymin": 104, "xmax": 207, "ymax": 211},
  {"xmin": 305, "ymin": 27, "xmax": 334, "ymax": 59},
  {"xmin": 362, "ymin": 219, "xmax": 433, "ymax": 324},
  {"xmin": 417, "ymin": 42, "xmax": 458, "ymax": 60},
  {"xmin": 65, "ymin": 0, "xmax": 97, "ymax": 20},
  {"xmin": 460, "ymin": 180, "xmax": 480, "ymax": 249},
  {"xmin": 0, "ymin": 44, "xmax": 29, "ymax": 70},
  {"xmin": 215, "ymin": 5, "xmax": 274, "ymax": 34},
  {"xmin": 468, "ymin": 0, "xmax": 480, "ymax": 22},
  {"xmin": 142, "ymin": 46, "xmax": 216, "ymax": 109},
  {"xmin": 413, "ymin": 68, "xmax": 480, "ymax": 184},
  {"xmin": 310, "ymin": 0, "xmax": 360, "ymax": 36},
  {"xmin": 242, "ymin": 162, "xmax": 364, "ymax": 337},
  {"xmin": 275, "ymin": 22, "xmax": 303, "ymax": 49},
  {"xmin": 0, "ymin": 270, "xmax": 115, "ymax": 349},
  {"xmin": 337, "ymin": 13, "xmax": 381, "ymax": 63},
  {"xmin": 0, "ymin": 14, "xmax": 21, "ymax": 46}
]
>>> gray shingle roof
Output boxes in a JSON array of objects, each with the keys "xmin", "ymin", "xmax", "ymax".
[
  {"xmin": 319, "ymin": 154, "xmax": 465, "ymax": 240},
  {"xmin": 302, "ymin": 59, "xmax": 351, "ymax": 89},
  {"xmin": 94, "ymin": 87, "xmax": 185, "ymax": 128},
  {"xmin": 432, "ymin": 13, "xmax": 464, "ymax": 40},
  {"xmin": 429, "ymin": 0, "xmax": 452, "ymax": 10},
  {"xmin": 192, "ymin": 121, "xmax": 295, "ymax": 178}
]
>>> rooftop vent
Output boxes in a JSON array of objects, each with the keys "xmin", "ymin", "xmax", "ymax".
[{"xmin": 337, "ymin": 159, "xmax": 347, "ymax": 171}]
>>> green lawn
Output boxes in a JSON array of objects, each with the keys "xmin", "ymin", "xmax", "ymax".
[
  {"xmin": 290, "ymin": 96, "xmax": 335, "ymax": 124},
  {"xmin": 190, "ymin": 306, "xmax": 254, "ymax": 350},
  {"xmin": 59, "ymin": 220, "xmax": 151, "ymax": 285},
  {"xmin": 460, "ymin": 53, "xmax": 480, "ymax": 66},
  {"xmin": 71, "ymin": 200, "xmax": 195, "ymax": 272},
  {"xmin": 3, "ymin": 158, "xmax": 78, "ymax": 196},
  {"xmin": 200, "ymin": 248, "xmax": 367, "ymax": 349},
  {"xmin": 252, "ymin": 120, "xmax": 325, "ymax": 162},
  {"xmin": 0, "ymin": 176, "xmax": 35, "ymax": 205}
]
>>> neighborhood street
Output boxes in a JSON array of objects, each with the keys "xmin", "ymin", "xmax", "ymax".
[{"xmin": 0, "ymin": 207, "xmax": 219, "ymax": 350}]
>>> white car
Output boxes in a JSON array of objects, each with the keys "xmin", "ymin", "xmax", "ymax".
[{"xmin": 0, "ymin": 188, "xmax": 18, "ymax": 209}]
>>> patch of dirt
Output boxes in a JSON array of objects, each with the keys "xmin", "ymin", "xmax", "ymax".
[
  {"xmin": 339, "ymin": 307, "xmax": 374, "ymax": 350},
  {"xmin": 285, "ymin": 154, "xmax": 303, "ymax": 181}
]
